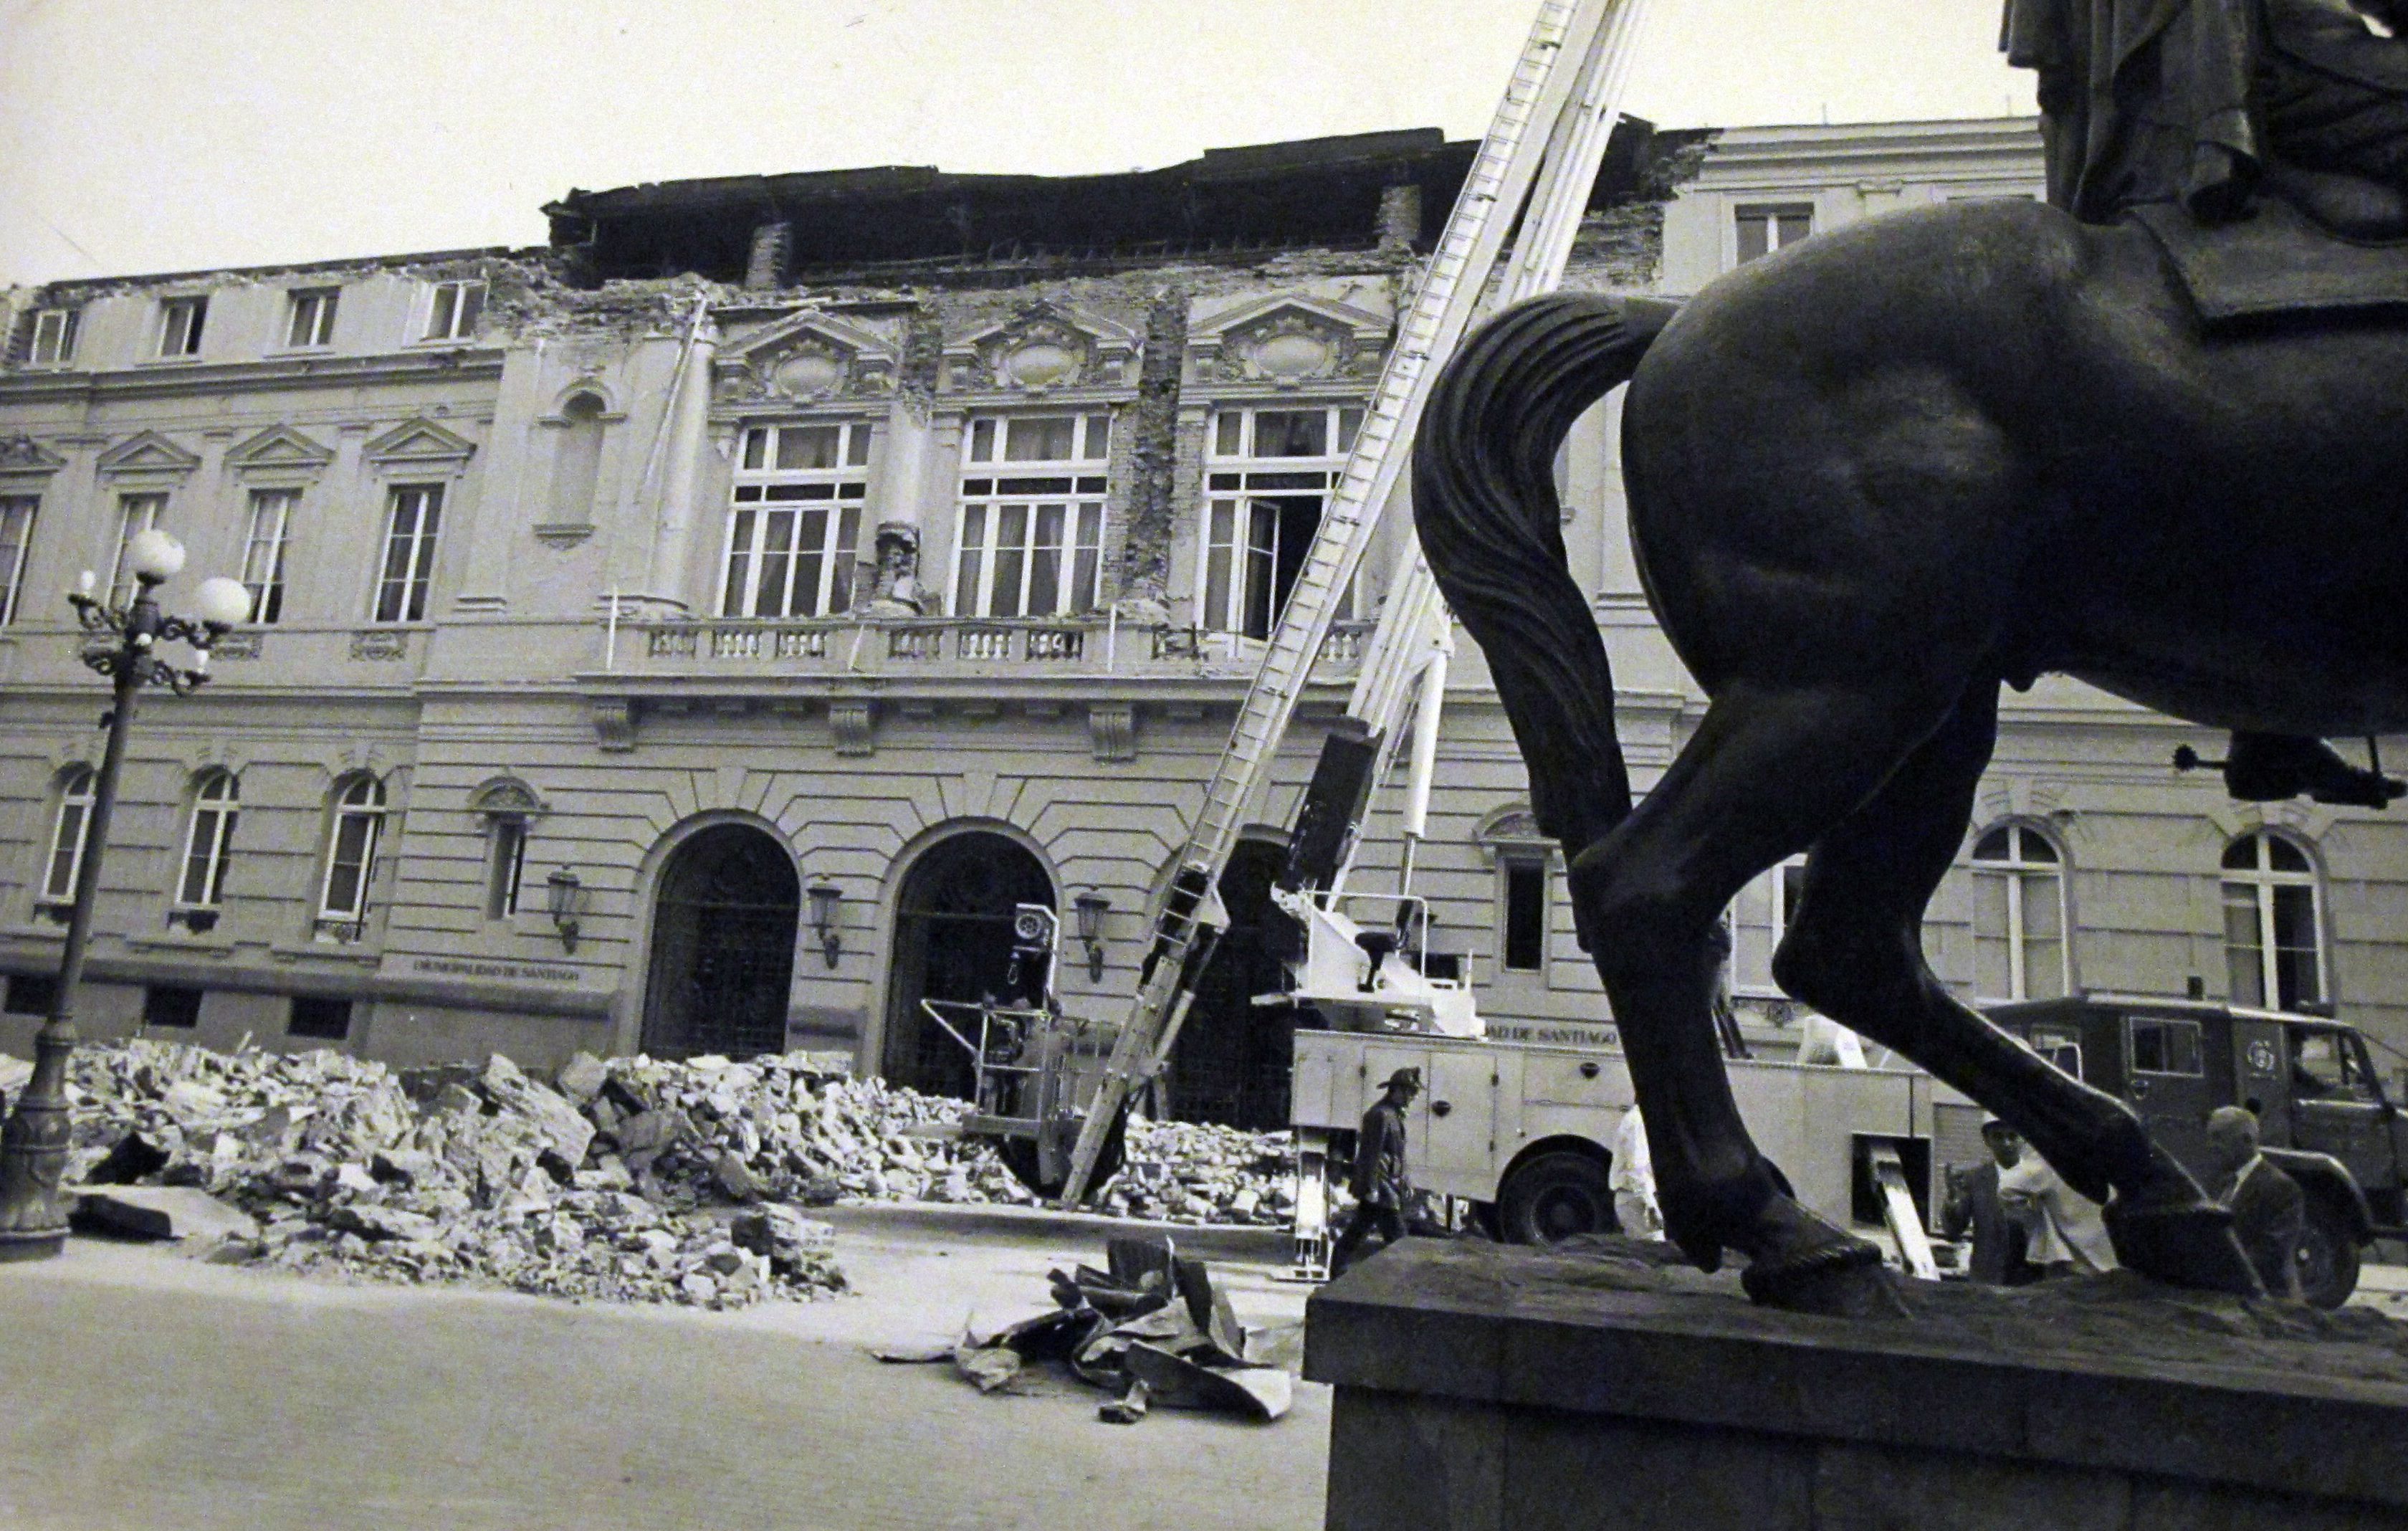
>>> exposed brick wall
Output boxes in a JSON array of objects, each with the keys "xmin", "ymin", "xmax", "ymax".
[{"xmin": 1116, "ymin": 286, "xmax": 1189, "ymax": 614}]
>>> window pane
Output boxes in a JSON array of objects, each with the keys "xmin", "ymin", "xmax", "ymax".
[
  {"xmin": 457, "ymin": 283, "xmax": 484, "ymax": 333},
  {"xmin": 778, "ymin": 426, "xmax": 841, "ymax": 471},
  {"xmin": 2267, "ymin": 836, "xmax": 2311, "ymax": 873},
  {"xmin": 831, "ymin": 505, "xmax": 860, "ymax": 615},
  {"xmin": 1254, "ymin": 410, "xmax": 1326, "ymax": 457},
  {"xmin": 2271, "ymin": 884, "xmax": 2323, "ymax": 1008},
  {"xmin": 1973, "ymin": 874, "xmax": 2012, "ymax": 999},
  {"xmin": 742, "ymin": 429, "xmax": 767, "ymax": 471},
  {"xmin": 1215, "ymin": 412, "xmax": 1243, "ymax": 457},
  {"xmin": 970, "ymin": 419, "xmax": 995, "ymax": 462},
  {"xmin": 846, "ymin": 425, "xmax": 870, "ymax": 467},
  {"xmin": 722, "ymin": 509, "xmax": 756, "ymax": 616},
  {"xmin": 1005, "ymin": 416, "xmax": 1076, "ymax": 462},
  {"xmin": 2224, "ymin": 884, "xmax": 2266, "ymax": 1007},
  {"xmin": 1082, "ymin": 414, "xmax": 1112, "ymax": 460},
  {"xmin": 1504, "ymin": 862, "xmax": 1547, "ymax": 970},
  {"xmin": 1973, "ymin": 827, "xmax": 2012, "ymax": 862},
  {"xmin": 0, "ymin": 497, "xmax": 36, "ymax": 626},
  {"xmin": 2221, "ymin": 836, "xmax": 2258, "ymax": 872},
  {"xmin": 1736, "ymin": 215, "xmax": 1769, "ymax": 264},
  {"xmin": 955, "ymin": 505, "xmax": 986, "ymax": 614},
  {"xmin": 1338, "ymin": 408, "xmax": 1363, "ymax": 452}
]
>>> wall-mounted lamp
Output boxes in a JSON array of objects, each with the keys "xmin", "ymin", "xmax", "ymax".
[
  {"xmin": 544, "ymin": 869, "xmax": 585, "ymax": 953},
  {"xmin": 808, "ymin": 880, "xmax": 844, "ymax": 968},
  {"xmin": 1074, "ymin": 891, "xmax": 1112, "ymax": 981}
]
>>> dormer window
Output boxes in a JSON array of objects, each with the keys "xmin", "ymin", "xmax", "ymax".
[
  {"xmin": 424, "ymin": 280, "xmax": 484, "ymax": 342},
  {"xmin": 286, "ymin": 287, "xmax": 340, "ymax": 348},
  {"xmin": 158, "ymin": 296, "xmax": 207, "ymax": 358},
  {"xmin": 27, "ymin": 307, "xmax": 77, "ymax": 366}
]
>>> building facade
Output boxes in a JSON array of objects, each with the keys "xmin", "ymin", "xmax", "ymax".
[{"xmin": 2, "ymin": 117, "xmax": 2402, "ymax": 1122}]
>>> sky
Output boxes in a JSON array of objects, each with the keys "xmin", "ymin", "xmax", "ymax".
[{"xmin": 0, "ymin": 0, "xmax": 2036, "ymax": 285}]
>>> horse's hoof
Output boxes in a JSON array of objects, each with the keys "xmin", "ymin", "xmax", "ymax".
[
  {"xmin": 1730, "ymin": 1196, "xmax": 1903, "ymax": 1318},
  {"xmin": 1742, "ymin": 1242, "xmax": 1904, "ymax": 1318},
  {"xmin": 2103, "ymin": 1198, "xmax": 2264, "ymax": 1297}
]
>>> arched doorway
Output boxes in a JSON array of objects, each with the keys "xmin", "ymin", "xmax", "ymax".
[
  {"xmin": 642, "ymin": 824, "xmax": 799, "ymax": 1059},
  {"xmin": 884, "ymin": 831, "xmax": 1054, "ymax": 1098},
  {"xmin": 1167, "ymin": 838, "xmax": 1296, "ymax": 1128}
]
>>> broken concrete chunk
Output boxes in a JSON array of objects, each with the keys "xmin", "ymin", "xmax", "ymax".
[
  {"xmin": 72, "ymin": 1187, "xmax": 257, "ymax": 1244},
  {"xmin": 554, "ymin": 1051, "xmax": 608, "ymax": 1105},
  {"xmin": 1098, "ymin": 1379, "xmax": 1150, "ymax": 1424}
]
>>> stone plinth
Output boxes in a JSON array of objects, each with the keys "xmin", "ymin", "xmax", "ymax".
[{"xmin": 1304, "ymin": 1239, "xmax": 2408, "ymax": 1530}]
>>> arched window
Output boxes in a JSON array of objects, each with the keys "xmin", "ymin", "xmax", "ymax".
[
  {"xmin": 40, "ymin": 766, "xmax": 95, "ymax": 909},
  {"xmin": 1971, "ymin": 824, "xmax": 2069, "ymax": 1002},
  {"xmin": 2222, "ymin": 831, "xmax": 2326, "ymax": 1011},
  {"xmin": 174, "ymin": 771, "xmax": 239, "ymax": 925},
  {"xmin": 316, "ymin": 776, "xmax": 386, "ymax": 939}
]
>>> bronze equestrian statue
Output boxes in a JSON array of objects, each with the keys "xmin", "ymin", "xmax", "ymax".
[{"xmin": 1412, "ymin": 0, "xmax": 2408, "ymax": 1310}]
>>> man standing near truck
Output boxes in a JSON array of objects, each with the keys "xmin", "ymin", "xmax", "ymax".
[
  {"xmin": 2207, "ymin": 1105, "xmax": 2307, "ymax": 1298},
  {"xmin": 1331, "ymin": 1067, "xmax": 1421, "ymax": 1275}
]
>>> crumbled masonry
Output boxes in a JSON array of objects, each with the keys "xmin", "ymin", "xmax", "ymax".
[{"xmin": 19, "ymin": 1039, "xmax": 1303, "ymax": 1310}]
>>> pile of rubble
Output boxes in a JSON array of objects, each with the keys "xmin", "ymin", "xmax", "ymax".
[{"xmin": 30, "ymin": 1039, "xmax": 1305, "ymax": 1309}]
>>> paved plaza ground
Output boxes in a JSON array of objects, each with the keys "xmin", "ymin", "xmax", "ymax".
[
  {"xmin": 4, "ymin": 1202, "xmax": 2402, "ymax": 1531},
  {"xmin": 0, "ymin": 1206, "xmax": 1327, "ymax": 1531}
]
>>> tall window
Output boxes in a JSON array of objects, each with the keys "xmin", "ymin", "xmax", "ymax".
[
  {"xmin": 2222, "ymin": 831, "xmax": 2326, "ymax": 1011},
  {"xmin": 1735, "ymin": 204, "xmax": 1814, "ymax": 263},
  {"xmin": 485, "ymin": 817, "xmax": 527, "ymax": 919},
  {"xmin": 175, "ymin": 771, "xmax": 239, "ymax": 922},
  {"xmin": 1501, "ymin": 856, "xmax": 1550, "ymax": 973},
  {"xmin": 285, "ymin": 287, "xmax": 339, "ymax": 348},
  {"xmin": 158, "ymin": 296, "xmax": 207, "ymax": 358},
  {"xmin": 0, "ymin": 495, "xmax": 36, "ymax": 625},
  {"xmin": 108, "ymin": 492, "xmax": 168, "ymax": 604},
  {"xmin": 1199, "ymin": 405, "xmax": 1362, "ymax": 636},
  {"xmin": 720, "ymin": 422, "xmax": 866, "ymax": 618},
  {"xmin": 953, "ymin": 414, "xmax": 1109, "ymax": 618},
  {"xmin": 317, "ymin": 776, "xmax": 386, "ymax": 938},
  {"xmin": 42, "ymin": 767, "xmax": 96, "ymax": 907},
  {"xmin": 241, "ymin": 487, "xmax": 297, "ymax": 623},
  {"xmin": 28, "ymin": 307, "xmax": 77, "ymax": 366},
  {"xmin": 424, "ymin": 280, "xmax": 484, "ymax": 341},
  {"xmin": 1729, "ymin": 856, "xmax": 1809, "ymax": 993},
  {"xmin": 1971, "ymin": 824, "xmax": 2070, "ymax": 1002},
  {"xmin": 373, "ymin": 485, "xmax": 443, "ymax": 622}
]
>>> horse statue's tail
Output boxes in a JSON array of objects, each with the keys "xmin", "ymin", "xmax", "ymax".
[{"xmin": 1413, "ymin": 292, "xmax": 1678, "ymax": 859}]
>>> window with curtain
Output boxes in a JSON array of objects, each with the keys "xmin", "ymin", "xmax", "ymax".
[
  {"xmin": 42, "ymin": 766, "xmax": 95, "ymax": 907},
  {"xmin": 2222, "ymin": 831, "xmax": 2326, "ymax": 1011},
  {"xmin": 720, "ymin": 421, "xmax": 868, "ymax": 618},
  {"xmin": 316, "ymin": 776, "xmax": 386, "ymax": 938},
  {"xmin": 1970, "ymin": 823, "xmax": 2070, "ymax": 1002},
  {"xmin": 953, "ymin": 414, "xmax": 1109, "ymax": 618}
]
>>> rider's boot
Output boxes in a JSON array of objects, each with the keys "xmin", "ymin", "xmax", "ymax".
[{"xmin": 2223, "ymin": 732, "xmax": 2405, "ymax": 809}]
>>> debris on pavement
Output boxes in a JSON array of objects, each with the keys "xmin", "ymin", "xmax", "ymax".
[
  {"xmin": 33, "ymin": 1037, "xmax": 1308, "ymax": 1313},
  {"xmin": 948, "ymin": 1234, "xmax": 1298, "ymax": 1423},
  {"xmin": 70, "ymin": 1186, "xmax": 259, "ymax": 1244}
]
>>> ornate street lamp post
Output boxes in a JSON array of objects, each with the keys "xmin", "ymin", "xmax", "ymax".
[{"xmin": 0, "ymin": 530, "xmax": 249, "ymax": 1260}]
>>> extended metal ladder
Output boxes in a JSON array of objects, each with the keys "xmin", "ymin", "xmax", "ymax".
[{"xmin": 1058, "ymin": 0, "xmax": 1658, "ymax": 1204}]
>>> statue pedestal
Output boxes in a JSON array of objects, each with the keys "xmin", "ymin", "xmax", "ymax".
[{"xmin": 1304, "ymin": 1239, "xmax": 2408, "ymax": 1530}]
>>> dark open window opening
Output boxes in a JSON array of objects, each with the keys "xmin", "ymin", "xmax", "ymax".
[
  {"xmin": 144, "ymin": 986, "xmax": 204, "ymax": 1030},
  {"xmin": 4, "ymin": 974, "xmax": 59, "ymax": 1017},
  {"xmin": 288, "ymin": 996, "xmax": 352, "ymax": 1041},
  {"xmin": 1503, "ymin": 859, "xmax": 1549, "ymax": 973}
]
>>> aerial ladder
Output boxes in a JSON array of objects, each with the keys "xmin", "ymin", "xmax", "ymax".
[{"xmin": 1056, "ymin": 0, "xmax": 1661, "ymax": 1205}]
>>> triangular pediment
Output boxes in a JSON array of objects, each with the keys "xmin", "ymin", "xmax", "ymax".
[
  {"xmin": 363, "ymin": 418, "xmax": 477, "ymax": 467},
  {"xmin": 95, "ymin": 430, "xmax": 201, "ymax": 475},
  {"xmin": 0, "ymin": 434, "xmax": 67, "ymax": 475},
  {"xmin": 714, "ymin": 311, "xmax": 899, "ymax": 403},
  {"xmin": 720, "ymin": 310, "xmax": 895, "ymax": 363},
  {"xmin": 226, "ymin": 424, "xmax": 336, "ymax": 472},
  {"xmin": 1188, "ymin": 295, "xmax": 1390, "ymax": 386},
  {"xmin": 945, "ymin": 302, "xmax": 1141, "ymax": 392},
  {"xmin": 949, "ymin": 302, "xmax": 1142, "ymax": 356},
  {"xmin": 1190, "ymin": 293, "xmax": 1390, "ymax": 345}
]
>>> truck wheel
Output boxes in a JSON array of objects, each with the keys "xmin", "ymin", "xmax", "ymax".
[
  {"xmin": 2296, "ymin": 1193, "xmax": 2362, "ymax": 1310},
  {"xmin": 1500, "ymin": 1152, "xmax": 1615, "ymax": 1246}
]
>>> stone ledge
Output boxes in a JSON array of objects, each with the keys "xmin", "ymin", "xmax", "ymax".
[{"xmin": 1304, "ymin": 1239, "xmax": 2408, "ymax": 1516}]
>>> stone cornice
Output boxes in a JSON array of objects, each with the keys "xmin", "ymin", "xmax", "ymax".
[{"xmin": 0, "ymin": 348, "xmax": 506, "ymax": 405}]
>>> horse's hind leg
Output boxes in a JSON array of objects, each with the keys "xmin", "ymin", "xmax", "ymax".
[
  {"xmin": 1571, "ymin": 677, "xmax": 1981, "ymax": 1313},
  {"xmin": 1772, "ymin": 682, "xmax": 2260, "ymax": 1295}
]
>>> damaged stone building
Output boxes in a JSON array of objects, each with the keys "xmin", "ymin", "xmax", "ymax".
[{"xmin": 5, "ymin": 116, "xmax": 2407, "ymax": 1125}]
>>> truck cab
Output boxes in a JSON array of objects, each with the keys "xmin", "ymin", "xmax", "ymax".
[{"xmin": 1983, "ymin": 996, "xmax": 2402, "ymax": 1305}]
